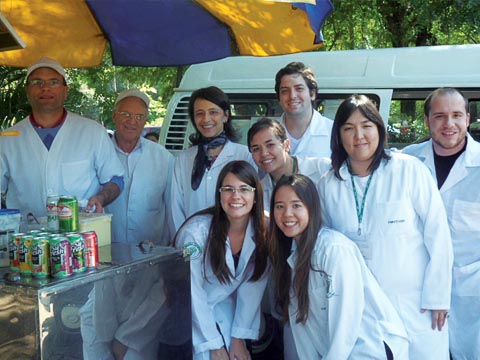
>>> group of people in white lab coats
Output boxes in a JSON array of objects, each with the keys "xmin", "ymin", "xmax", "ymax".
[
  {"xmin": 174, "ymin": 61, "xmax": 478, "ymax": 360},
  {"xmin": 8, "ymin": 56, "xmax": 472, "ymax": 359}
]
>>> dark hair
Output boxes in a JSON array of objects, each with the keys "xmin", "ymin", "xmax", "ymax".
[
  {"xmin": 175, "ymin": 161, "xmax": 268, "ymax": 285},
  {"xmin": 274, "ymin": 62, "xmax": 318, "ymax": 103},
  {"xmin": 269, "ymin": 174, "xmax": 321, "ymax": 324},
  {"xmin": 247, "ymin": 117, "xmax": 288, "ymax": 150},
  {"xmin": 188, "ymin": 86, "xmax": 240, "ymax": 144},
  {"xmin": 331, "ymin": 94, "xmax": 390, "ymax": 180},
  {"xmin": 144, "ymin": 131, "xmax": 159, "ymax": 141},
  {"xmin": 424, "ymin": 87, "xmax": 468, "ymax": 116}
]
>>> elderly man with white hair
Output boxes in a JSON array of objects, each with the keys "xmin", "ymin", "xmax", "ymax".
[{"xmin": 106, "ymin": 88, "xmax": 175, "ymax": 245}]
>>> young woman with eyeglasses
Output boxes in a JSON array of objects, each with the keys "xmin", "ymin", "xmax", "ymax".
[
  {"xmin": 270, "ymin": 174, "xmax": 409, "ymax": 359},
  {"xmin": 171, "ymin": 86, "xmax": 255, "ymax": 231},
  {"xmin": 174, "ymin": 160, "xmax": 269, "ymax": 360}
]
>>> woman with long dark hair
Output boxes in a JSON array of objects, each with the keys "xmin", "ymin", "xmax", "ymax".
[
  {"xmin": 318, "ymin": 94, "xmax": 453, "ymax": 359},
  {"xmin": 175, "ymin": 160, "xmax": 269, "ymax": 360},
  {"xmin": 171, "ymin": 86, "xmax": 254, "ymax": 230},
  {"xmin": 270, "ymin": 174, "xmax": 409, "ymax": 359}
]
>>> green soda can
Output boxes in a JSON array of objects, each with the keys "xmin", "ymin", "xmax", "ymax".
[
  {"xmin": 31, "ymin": 236, "xmax": 50, "ymax": 277},
  {"xmin": 49, "ymin": 236, "xmax": 72, "ymax": 278},
  {"xmin": 67, "ymin": 233, "xmax": 86, "ymax": 273},
  {"xmin": 9, "ymin": 233, "xmax": 24, "ymax": 272},
  {"xmin": 58, "ymin": 196, "xmax": 79, "ymax": 232},
  {"xmin": 19, "ymin": 235, "xmax": 34, "ymax": 276}
]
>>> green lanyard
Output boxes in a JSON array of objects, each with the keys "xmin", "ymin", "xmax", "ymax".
[{"xmin": 350, "ymin": 173, "xmax": 373, "ymax": 236}]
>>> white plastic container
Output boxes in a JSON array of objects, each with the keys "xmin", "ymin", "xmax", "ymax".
[{"xmin": 0, "ymin": 209, "xmax": 21, "ymax": 267}]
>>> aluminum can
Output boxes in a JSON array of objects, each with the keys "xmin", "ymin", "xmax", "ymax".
[
  {"xmin": 49, "ymin": 236, "xmax": 72, "ymax": 277},
  {"xmin": 82, "ymin": 231, "xmax": 99, "ymax": 269},
  {"xmin": 19, "ymin": 235, "xmax": 34, "ymax": 276},
  {"xmin": 8, "ymin": 233, "xmax": 24, "ymax": 272},
  {"xmin": 58, "ymin": 196, "xmax": 79, "ymax": 232},
  {"xmin": 28, "ymin": 229, "xmax": 42, "ymax": 236},
  {"xmin": 31, "ymin": 236, "xmax": 50, "ymax": 277},
  {"xmin": 46, "ymin": 195, "xmax": 60, "ymax": 231},
  {"xmin": 67, "ymin": 233, "xmax": 86, "ymax": 273}
]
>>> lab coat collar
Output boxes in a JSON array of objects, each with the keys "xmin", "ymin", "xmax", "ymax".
[
  {"xmin": 209, "ymin": 140, "xmax": 238, "ymax": 170},
  {"xmin": 286, "ymin": 239, "xmax": 298, "ymax": 269},
  {"xmin": 112, "ymin": 132, "xmax": 143, "ymax": 155},
  {"xmin": 280, "ymin": 110, "xmax": 331, "ymax": 136},
  {"xmin": 226, "ymin": 218, "xmax": 256, "ymax": 277}
]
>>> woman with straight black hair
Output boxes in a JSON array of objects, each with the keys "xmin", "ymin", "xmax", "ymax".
[
  {"xmin": 270, "ymin": 174, "xmax": 409, "ymax": 359},
  {"xmin": 175, "ymin": 160, "xmax": 269, "ymax": 360},
  {"xmin": 318, "ymin": 94, "xmax": 453, "ymax": 359},
  {"xmin": 171, "ymin": 86, "xmax": 254, "ymax": 230}
]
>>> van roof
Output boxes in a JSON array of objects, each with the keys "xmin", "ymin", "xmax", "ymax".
[{"xmin": 179, "ymin": 44, "xmax": 480, "ymax": 91}]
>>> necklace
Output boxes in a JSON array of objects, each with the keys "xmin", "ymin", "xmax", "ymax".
[{"xmin": 350, "ymin": 172, "xmax": 373, "ymax": 236}]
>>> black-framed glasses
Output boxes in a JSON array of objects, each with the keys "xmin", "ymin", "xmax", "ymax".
[
  {"xmin": 115, "ymin": 110, "xmax": 147, "ymax": 122},
  {"xmin": 28, "ymin": 79, "xmax": 65, "ymax": 88},
  {"xmin": 219, "ymin": 185, "xmax": 256, "ymax": 194}
]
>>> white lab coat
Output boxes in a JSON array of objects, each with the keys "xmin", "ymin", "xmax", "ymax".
[
  {"xmin": 80, "ymin": 260, "xmax": 169, "ymax": 360},
  {"xmin": 280, "ymin": 110, "xmax": 333, "ymax": 158},
  {"xmin": 318, "ymin": 152, "xmax": 453, "ymax": 360},
  {"xmin": 0, "ymin": 112, "xmax": 124, "ymax": 218},
  {"xmin": 175, "ymin": 214, "xmax": 269, "ymax": 359},
  {"xmin": 171, "ymin": 140, "xmax": 253, "ymax": 230},
  {"xmin": 288, "ymin": 227, "xmax": 409, "ymax": 360},
  {"xmin": 261, "ymin": 156, "xmax": 331, "ymax": 211},
  {"xmin": 403, "ymin": 134, "xmax": 480, "ymax": 360},
  {"xmin": 106, "ymin": 136, "xmax": 175, "ymax": 245}
]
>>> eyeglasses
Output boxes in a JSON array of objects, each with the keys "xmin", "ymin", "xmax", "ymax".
[
  {"xmin": 28, "ymin": 79, "xmax": 65, "ymax": 88},
  {"xmin": 219, "ymin": 185, "xmax": 256, "ymax": 194},
  {"xmin": 116, "ymin": 110, "xmax": 147, "ymax": 122}
]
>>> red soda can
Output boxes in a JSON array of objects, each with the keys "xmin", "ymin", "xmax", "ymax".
[{"xmin": 82, "ymin": 231, "xmax": 98, "ymax": 269}]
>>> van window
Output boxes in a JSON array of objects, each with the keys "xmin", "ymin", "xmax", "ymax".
[
  {"xmin": 388, "ymin": 90, "xmax": 480, "ymax": 148},
  {"xmin": 162, "ymin": 93, "xmax": 379, "ymax": 152}
]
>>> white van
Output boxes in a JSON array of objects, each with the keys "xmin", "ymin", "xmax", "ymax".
[{"xmin": 159, "ymin": 44, "xmax": 480, "ymax": 154}]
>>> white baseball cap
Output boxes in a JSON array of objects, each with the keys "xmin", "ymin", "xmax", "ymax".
[
  {"xmin": 115, "ymin": 88, "xmax": 150, "ymax": 108},
  {"xmin": 26, "ymin": 56, "xmax": 66, "ymax": 80}
]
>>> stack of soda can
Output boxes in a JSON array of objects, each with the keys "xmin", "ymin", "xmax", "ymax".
[{"xmin": 8, "ymin": 195, "xmax": 99, "ymax": 279}]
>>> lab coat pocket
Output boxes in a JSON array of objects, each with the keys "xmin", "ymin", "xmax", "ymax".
[
  {"xmin": 378, "ymin": 201, "xmax": 415, "ymax": 236},
  {"xmin": 453, "ymin": 262, "xmax": 480, "ymax": 296},
  {"xmin": 144, "ymin": 184, "xmax": 162, "ymax": 211},
  {"xmin": 61, "ymin": 159, "xmax": 93, "ymax": 194},
  {"xmin": 451, "ymin": 199, "xmax": 480, "ymax": 232}
]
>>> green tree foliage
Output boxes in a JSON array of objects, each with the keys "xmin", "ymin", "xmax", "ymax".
[{"xmin": 323, "ymin": 0, "xmax": 480, "ymax": 50}]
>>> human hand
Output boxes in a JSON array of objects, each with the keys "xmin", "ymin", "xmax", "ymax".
[
  {"xmin": 111, "ymin": 338, "xmax": 128, "ymax": 360},
  {"xmin": 229, "ymin": 338, "xmax": 251, "ymax": 360},
  {"xmin": 421, "ymin": 308, "xmax": 448, "ymax": 331},
  {"xmin": 210, "ymin": 347, "xmax": 229, "ymax": 360},
  {"xmin": 87, "ymin": 195, "xmax": 103, "ymax": 213}
]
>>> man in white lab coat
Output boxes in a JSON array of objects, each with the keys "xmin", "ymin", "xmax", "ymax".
[
  {"xmin": 403, "ymin": 87, "xmax": 480, "ymax": 360},
  {"xmin": 106, "ymin": 89, "xmax": 175, "ymax": 245},
  {"xmin": 0, "ymin": 57, "xmax": 124, "ymax": 218},
  {"xmin": 275, "ymin": 62, "xmax": 333, "ymax": 158}
]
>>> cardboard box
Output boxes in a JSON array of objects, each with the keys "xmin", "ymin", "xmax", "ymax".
[{"xmin": 79, "ymin": 213, "xmax": 112, "ymax": 247}]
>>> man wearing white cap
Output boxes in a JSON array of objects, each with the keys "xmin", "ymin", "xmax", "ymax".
[
  {"xmin": 0, "ymin": 56, "xmax": 124, "ymax": 217},
  {"xmin": 106, "ymin": 89, "xmax": 175, "ymax": 245}
]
